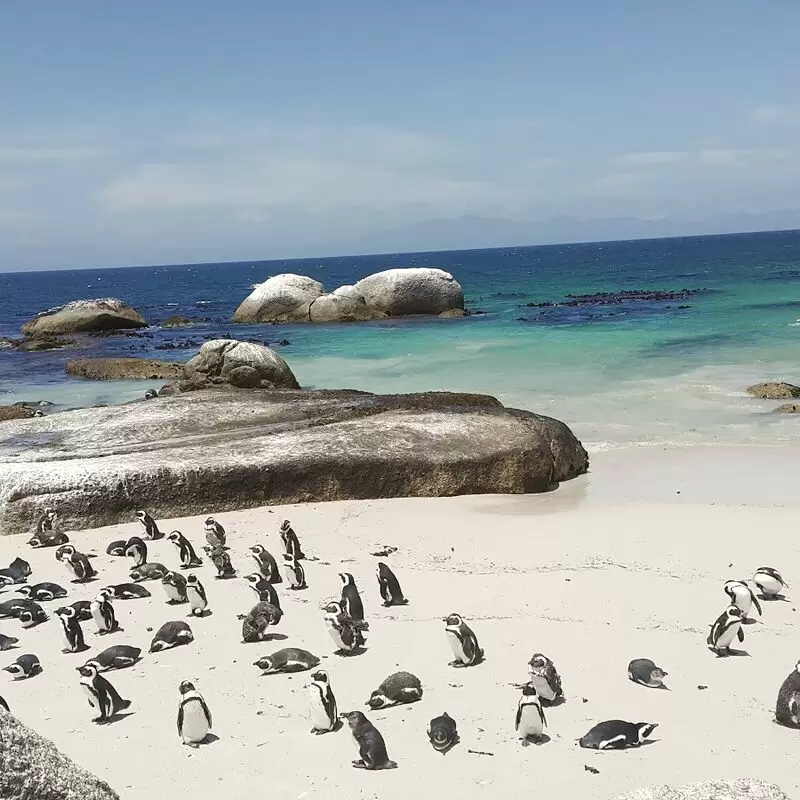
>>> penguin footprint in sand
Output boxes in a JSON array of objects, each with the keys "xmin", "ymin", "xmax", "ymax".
[{"xmin": 444, "ymin": 613, "xmax": 483, "ymax": 667}]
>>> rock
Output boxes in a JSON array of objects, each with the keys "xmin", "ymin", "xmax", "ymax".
[
  {"xmin": 0, "ymin": 706, "xmax": 120, "ymax": 798},
  {"xmin": 16, "ymin": 336, "xmax": 76, "ymax": 352},
  {"xmin": 0, "ymin": 388, "xmax": 588, "ymax": 534},
  {"xmin": 65, "ymin": 358, "xmax": 185, "ymax": 381},
  {"xmin": 232, "ymin": 274, "xmax": 325, "ymax": 323},
  {"xmin": 0, "ymin": 406, "xmax": 35, "ymax": 422},
  {"xmin": 183, "ymin": 339, "xmax": 299, "ymax": 390},
  {"xmin": 438, "ymin": 308, "xmax": 470, "ymax": 318},
  {"xmin": 161, "ymin": 315, "xmax": 194, "ymax": 328},
  {"xmin": 0, "ymin": 337, "xmax": 21, "ymax": 349},
  {"xmin": 21, "ymin": 299, "xmax": 146, "ymax": 335},
  {"xmin": 612, "ymin": 777, "xmax": 791, "ymax": 800},
  {"xmin": 354, "ymin": 268, "xmax": 464, "ymax": 316},
  {"xmin": 226, "ymin": 365, "xmax": 262, "ymax": 388},
  {"xmin": 746, "ymin": 382, "xmax": 800, "ymax": 399},
  {"xmin": 309, "ymin": 286, "xmax": 386, "ymax": 323},
  {"xmin": 774, "ymin": 403, "xmax": 800, "ymax": 413}
]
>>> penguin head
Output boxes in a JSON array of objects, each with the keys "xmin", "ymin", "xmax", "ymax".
[
  {"xmin": 10, "ymin": 558, "xmax": 31, "ymax": 577},
  {"xmin": 19, "ymin": 610, "xmax": 41, "ymax": 627},
  {"xmin": 2, "ymin": 664, "xmax": 22, "ymax": 676},
  {"xmin": 250, "ymin": 545, "xmax": 264, "ymax": 555},
  {"xmin": 129, "ymin": 569, "xmax": 142, "ymax": 582},
  {"xmin": 77, "ymin": 663, "xmax": 98, "ymax": 678},
  {"xmin": 529, "ymin": 653, "xmax": 549, "ymax": 670},
  {"xmin": 204, "ymin": 517, "xmax": 216, "ymax": 529},
  {"xmin": 636, "ymin": 722, "xmax": 658, "ymax": 742},
  {"xmin": 168, "ymin": 531, "xmax": 183, "ymax": 544},
  {"xmin": 726, "ymin": 606, "xmax": 745, "ymax": 620},
  {"xmin": 179, "ymin": 680, "xmax": 196, "ymax": 694},
  {"xmin": 186, "ymin": 574, "xmax": 199, "ymax": 586},
  {"xmin": 253, "ymin": 656, "xmax": 273, "ymax": 671},
  {"xmin": 324, "ymin": 601, "xmax": 343, "ymax": 615},
  {"xmin": 55, "ymin": 544, "xmax": 75, "ymax": 560},
  {"xmin": 443, "ymin": 613, "xmax": 463, "ymax": 627},
  {"xmin": 650, "ymin": 666, "xmax": 668, "ymax": 683},
  {"xmin": 15, "ymin": 586, "xmax": 32, "ymax": 597},
  {"xmin": 282, "ymin": 553, "xmax": 295, "ymax": 564},
  {"xmin": 520, "ymin": 682, "xmax": 539, "ymax": 698},
  {"xmin": 339, "ymin": 711, "xmax": 366, "ymax": 729},
  {"xmin": 162, "ymin": 571, "xmax": 176, "ymax": 585},
  {"xmin": 95, "ymin": 589, "xmax": 112, "ymax": 603},
  {"xmin": 244, "ymin": 574, "xmax": 261, "ymax": 586},
  {"xmin": 366, "ymin": 691, "xmax": 391, "ymax": 710},
  {"xmin": 279, "ymin": 520, "xmax": 291, "ymax": 532},
  {"xmin": 144, "ymin": 389, "xmax": 158, "ymax": 399},
  {"xmin": 54, "ymin": 606, "xmax": 73, "ymax": 619},
  {"xmin": 135, "ymin": 510, "xmax": 147, "ymax": 521},
  {"xmin": 339, "ymin": 572, "xmax": 355, "ymax": 588},
  {"xmin": 310, "ymin": 670, "xmax": 328, "ymax": 685},
  {"xmin": 27, "ymin": 537, "xmax": 42, "ymax": 548}
]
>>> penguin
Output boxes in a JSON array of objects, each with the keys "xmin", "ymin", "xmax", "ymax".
[
  {"xmin": 205, "ymin": 545, "xmax": 235, "ymax": 579},
  {"xmin": 724, "ymin": 579, "xmax": 762, "ymax": 620},
  {"xmin": 77, "ymin": 662, "xmax": 131, "ymax": 723},
  {"xmin": 136, "ymin": 510, "xmax": 163, "ymax": 540},
  {"xmin": 17, "ymin": 582, "xmax": 67, "ymax": 602},
  {"xmin": 0, "ymin": 575, "xmax": 13, "ymax": 589},
  {"xmin": 628, "ymin": 658, "xmax": 668, "ymax": 689},
  {"xmin": 253, "ymin": 647, "xmax": 320, "ymax": 675},
  {"xmin": 366, "ymin": 671, "xmax": 422, "ymax": 709},
  {"xmin": 57, "ymin": 546, "xmax": 96, "ymax": 583},
  {"xmin": 240, "ymin": 602, "xmax": 283, "ymax": 643},
  {"xmin": 162, "ymin": 571, "xmax": 188, "ymax": 604},
  {"xmin": 376, "ymin": 562, "xmax": 408, "ymax": 606},
  {"xmin": 283, "ymin": 553, "xmax": 306, "ymax": 590},
  {"xmin": 775, "ymin": 660, "xmax": 800, "ymax": 727},
  {"xmin": 340, "ymin": 711, "xmax": 396, "ymax": 770},
  {"xmin": 55, "ymin": 605, "xmax": 88, "ymax": 653},
  {"xmin": 3, "ymin": 653, "xmax": 42, "ymax": 679},
  {"xmin": 753, "ymin": 567, "xmax": 788, "ymax": 599},
  {"xmin": 90, "ymin": 645, "xmax": 142, "ymax": 671},
  {"xmin": 515, "ymin": 682, "xmax": 547, "ymax": 745},
  {"xmin": 144, "ymin": 389, "xmax": 158, "ymax": 400},
  {"xmin": 106, "ymin": 540, "xmax": 128, "ymax": 557},
  {"xmin": 0, "ymin": 633, "xmax": 19, "ymax": 651},
  {"xmin": 168, "ymin": 531, "xmax": 203, "ymax": 569},
  {"xmin": 306, "ymin": 669, "xmax": 338, "ymax": 734},
  {"xmin": 70, "ymin": 600, "xmax": 93, "ymax": 622},
  {"xmin": 91, "ymin": 590, "xmax": 119, "ymax": 635},
  {"xmin": 28, "ymin": 526, "xmax": 69, "ymax": 548},
  {"xmin": 185, "ymin": 574, "xmax": 208, "ymax": 617},
  {"xmin": 707, "ymin": 605, "xmax": 745, "ymax": 655},
  {"xmin": 149, "ymin": 620, "xmax": 194, "ymax": 652},
  {"xmin": 427, "ymin": 713, "xmax": 459, "ymax": 754},
  {"xmin": 35, "ymin": 507, "xmax": 58, "ymax": 536},
  {"xmin": 528, "ymin": 653, "xmax": 564, "ymax": 704},
  {"xmin": 105, "ymin": 583, "xmax": 151, "ymax": 600},
  {"xmin": 177, "ymin": 680, "xmax": 213, "ymax": 747},
  {"xmin": 0, "ymin": 696, "xmax": 8, "ymax": 712},
  {"xmin": 0, "ymin": 597, "xmax": 37, "ymax": 619},
  {"xmin": 130, "ymin": 563, "xmax": 168, "ymax": 582},
  {"xmin": 124, "ymin": 536, "xmax": 148, "ymax": 567},
  {"xmin": 243, "ymin": 574, "xmax": 281, "ymax": 608},
  {"xmin": 249, "ymin": 545, "xmax": 282, "ymax": 583},
  {"xmin": 279, "ymin": 519, "xmax": 305, "ymax": 560},
  {"xmin": 339, "ymin": 572, "xmax": 366, "ymax": 625},
  {"xmin": 579, "ymin": 720, "xmax": 658, "ymax": 750},
  {"xmin": 19, "ymin": 605, "xmax": 48, "ymax": 629},
  {"xmin": 0, "ymin": 557, "xmax": 32, "ymax": 584},
  {"xmin": 444, "ymin": 613, "xmax": 484, "ymax": 667},
  {"xmin": 323, "ymin": 601, "xmax": 366, "ymax": 655},
  {"xmin": 204, "ymin": 517, "xmax": 227, "ymax": 549}
]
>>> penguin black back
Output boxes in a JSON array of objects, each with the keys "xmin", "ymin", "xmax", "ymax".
[
  {"xmin": 775, "ymin": 660, "xmax": 800, "ymax": 727},
  {"xmin": 428, "ymin": 713, "xmax": 459, "ymax": 754},
  {"xmin": 376, "ymin": 562, "xmax": 408, "ymax": 606},
  {"xmin": 340, "ymin": 711, "xmax": 396, "ymax": 770}
]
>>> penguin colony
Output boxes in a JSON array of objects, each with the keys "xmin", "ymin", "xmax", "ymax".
[{"xmin": 0, "ymin": 507, "xmax": 797, "ymax": 775}]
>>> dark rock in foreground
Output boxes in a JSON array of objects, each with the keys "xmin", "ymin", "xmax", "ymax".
[
  {"xmin": 0, "ymin": 389, "xmax": 588, "ymax": 535},
  {"xmin": 747, "ymin": 382, "xmax": 800, "ymax": 400},
  {"xmin": 66, "ymin": 358, "xmax": 185, "ymax": 381},
  {"xmin": 0, "ymin": 406, "xmax": 36, "ymax": 422}
]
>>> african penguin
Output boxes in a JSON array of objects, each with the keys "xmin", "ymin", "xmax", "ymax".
[
  {"xmin": 57, "ymin": 546, "xmax": 96, "ymax": 583},
  {"xmin": 168, "ymin": 531, "xmax": 203, "ymax": 569},
  {"xmin": 240, "ymin": 602, "xmax": 283, "ymax": 643},
  {"xmin": 724, "ymin": 579, "xmax": 762, "ymax": 620},
  {"xmin": 707, "ymin": 605, "xmax": 745, "ymax": 655},
  {"xmin": 204, "ymin": 517, "xmax": 226, "ymax": 549},
  {"xmin": 243, "ymin": 574, "xmax": 281, "ymax": 608},
  {"xmin": 149, "ymin": 621, "xmax": 194, "ymax": 652},
  {"xmin": 753, "ymin": 567, "xmax": 788, "ymax": 599},
  {"xmin": 3, "ymin": 653, "xmax": 42, "ymax": 679},
  {"xmin": 55, "ymin": 606, "xmax": 88, "ymax": 653},
  {"xmin": 19, "ymin": 605, "xmax": 48, "ymax": 629},
  {"xmin": 70, "ymin": 600, "xmax": 93, "ymax": 622},
  {"xmin": 628, "ymin": 658, "xmax": 668, "ymax": 689},
  {"xmin": 124, "ymin": 537, "xmax": 148, "ymax": 567},
  {"xmin": 177, "ymin": 680, "xmax": 213, "ymax": 747},
  {"xmin": 106, "ymin": 540, "xmax": 128, "ymax": 557},
  {"xmin": 77, "ymin": 662, "xmax": 131, "ymax": 723},
  {"xmin": 185, "ymin": 574, "xmax": 208, "ymax": 617},
  {"xmin": 340, "ymin": 711, "xmax": 396, "ymax": 770},
  {"xmin": 306, "ymin": 669, "xmax": 338, "ymax": 734},
  {"xmin": 366, "ymin": 671, "xmax": 422, "ymax": 709},
  {"xmin": 130, "ymin": 563, "xmax": 168, "ymax": 582},
  {"xmin": 17, "ymin": 582, "xmax": 67, "ymax": 602},
  {"xmin": 91, "ymin": 645, "xmax": 142, "ymax": 670},
  {"xmin": 775, "ymin": 660, "xmax": 800, "ymax": 727},
  {"xmin": 91, "ymin": 590, "xmax": 119, "ymax": 635},
  {"xmin": 528, "ymin": 653, "xmax": 564, "ymax": 704},
  {"xmin": 579, "ymin": 720, "xmax": 658, "ymax": 750},
  {"xmin": 323, "ymin": 601, "xmax": 366, "ymax": 655},
  {"xmin": 444, "ymin": 613, "xmax": 483, "ymax": 667},
  {"xmin": 205, "ymin": 545, "xmax": 235, "ymax": 579},
  {"xmin": 249, "ymin": 545, "xmax": 282, "ymax": 583},
  {"xmin": 0, "ymin": 633, "xmax": 19, "ymax": 651},
  {"xmin": 339, "ymin": 572, "xmax": 366, "ymax": 625},
  {"xmin": 253, "ymin": 648, "xmax": 320, "ymax": 674},
  {"xmin": 105, "ymin": 583, "xmax": 151, "ymax": 600},
  {"xmin": 161, "ymin": 571, "xmax": 188, "ymax": 604},
  {"xmin": 428, "ymin": 713, "xmax": 459, "ymax": 754},
  {"xmin": 0, "ymin": 557, "xmax": 32, "ymax": 584},
  {"xmin": 0, "ymin": 598, "xmax": 37, "ymax": 619},
  {"xmin": 136, "ymin": 510, "xmax": 163, "ymax": 540},
  {"xmin": 376, "ymin": 562, "xmax": 408, "ymax": 606},
  {"xmin": 283, "ymin": 553, "xmax": 306, "ymax": 590},
  {"xmin": 279, "ymin": 519, "xmax": 305, "ymax": 560},
  {"xmin": 515, "ymin": 682, "xmax": 547, "ymax": 745}
]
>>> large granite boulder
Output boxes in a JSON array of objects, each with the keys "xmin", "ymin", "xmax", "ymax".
[
  {"xmin": 21, "ymin": 299, "xmax": 146, "ymax": 336},
  {"xmin": 232, "ymin": 274, "xmax": 324, "ymax": 323},
  {"xmin": 0, "ymin": 707, "xmax": 119, "ymax": 799},
  {"xmin": 746, "ymin": 382, "xmax": 800, "ymax": 399},
  {"xmin": 0, "ymin": 406, "xmax": 36, "ymax": 422},
  {"xmin": 0, "ymin": 389, "xmax": 588, "ymax": 534},
  {"xmin": 354, "ymin": 268, "xmax": 464, "ymax": 316},
  {"xmin": 66, "ymin": 358, "xmax": 184, "ymax": 381},
  {"xmin": 309, "ymin": 286, "xmax": 386, "ymax": 323},
  {"xmin": 613, "ymin": 778, "xmax": 790, "ymax": 800}
]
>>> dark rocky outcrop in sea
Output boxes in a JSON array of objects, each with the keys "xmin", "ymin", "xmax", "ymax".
[
  {"xmin": 21, "ymin": 298, "xmax": 147, "ymax": 336},
  {"xmin": 525, "ymin": 289, "xmax": 704, "ymax": 308},
  {"xmin": 65, "ymin": 358, "xmax": 186, "ymax": 381},
  {"xmin": 746, "ymin": 382, "xmax": 800, "ymax": 399}
]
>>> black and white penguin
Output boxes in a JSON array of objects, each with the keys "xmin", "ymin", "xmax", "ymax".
[
  {"xmin": 105, "ymin": 583, "xmax": 151, "ymax": 600},
  {"xmin": 707, "ymin": 605, "xmax": 745, "ymax": 655},
  {"xmin": 775, "ymin": 660, "xmax": 800, "ymax": 727},
  {"xmin": 427, "ymin": 713, "xmax": 459, "ymax": 754},
  {"xmin": 240, "ymin": 602, "xmax": 283, "ymax": 643},
  {"xmin": 249, "ymin": 545, "xmax": 282, "ymax": 583},
  {"xmin": 753, "ymin": 567, "xmax": 788, "ymax": 599},
  {"xmin": 724, "ymin": 579, "xmax": 762, "ymax": 620},
  {"xmin": 19, "ymin": 605, "xmax": 48, "ymax": 629},
  {"xmin": 124, "ymin": 537, "xmax": 148, "ymax": 567},
  {"xmin": 17, "ymin": 582, "xmax": 67, "ymax": 602},
  {"xmin": 366, "ymin": 671, "xmax": 422, "ymax": 709},
  {"xmin": 106, "ymin": 540, "xmax": 128, "ymax": 557},
  {"xmin": 0, "ymin": 597, "xmax": 37, "ymax": 619},
  {"xmin": 205, "ymin": 545, "xmax": 235, "ymax": 579},
  {"xmin": 136, "ymin": 510, "xmax": 163, "ymax": 540},
  {"xmin": 204, "ymin": 517, "xmax": 226, "ymax": 549},
  {"xmin": 340, "ymin": 711, "xmax": 396, "ymax": 770},
  {"xmin": 283, "ymin": 553, "xmax": 306, "ymax": 590},
  {"xmin": 516, "ymin": 682, "xmax": 547, "ymax": 745},
  {"xmin": 28, "ymin": 512, "xmax": 69, "ymax": 548},
  {"xmin": 55, "ymin": 605, "xmax": 88, "ymax": 654},
  {"xmin": 0, "ymin": 557, "xmax": 32, "ymax": 584},
  {"xmin": 149, "ymin": 620, "xmax": 194, "ymax": 652},
  {"xmin": 323, "ymin": 601, "xmax": 366, "ymax": 655},
  {"xmin": 243, "ymin": 574, "xmax": 281, "ymax": 608},
  {"xmin": 339, "ymin": 572, "xmax": 366, "ymax": 625},
  {"xmin": 130, "ymin": 563, "xmax": 169, "ymax": 582},
  {"xmin": 3, "ymin": 653, "xmax": 41, "ymax": 679},
  {"xmin": 306, "ymin": 669, "xmax": 338, "ymax": 734},
  {"xmin": 444, "ymin": 613, "xmax": 484, "ymax": 667},
  {"xmin": 253, "ymin": 647, "xmax": 320, "ymax": 674},
  {"xmin": 178, "ymin": 680, "xmax": 213, "ymax": 747},
  {"xmin": 528, "ymin": 653, "xmax": 564, "ymax": 705},
  {"xmin": 579, "ymin": 720, "xmax": 658, "ymax": 750},
  {"xmin": 628, "ymin": 658, "xmax": 668, "ymax": 689},
  {"xmin": 185, "ymin": 574, "xmax": 208, "ymax": 617},
  {"xmin": 57, "ymin": 545, "xmax": 96, "ymax": 583},
  {"xmin": 77, "ymin": 662, "xmax": 131, "ymax": 723},
  {"xmin": 0, "ymin": 695, "xmax": 8, "ymax": 712},
  {"xmin": 91, "ymin": 590, "xmax": 119, "ymax": 635},
  {"xmin": 144, "ymin": 389, "xmax": 158, "ymax": 400},
  {"xmin": 91, "ymin": 645, "xmax": 142, "ymax": 670},
  {"xmin": 0, "ymin": 633, "xmax": 19, "ymax": 651},
  {"xmin": 35, "ymin": 507, "xmax": 57, "ymax": 536},
  {"xmin": 168, "ymin": 531, "xmax": 203, "ymax": 569},
  {"xmin": 376, "ymin": 562, "xmax": 408, "ymax": 606},
  {"xmin": 70, "ymin": 600, "xmax": 93, "ymax": 622},
  {"xmin": 279, "ymin": 519, "xmax": 305, "ymax": 560},
  {"xmin": 161, "ymin": 571, "xmax": 188, "ymax": 604}
]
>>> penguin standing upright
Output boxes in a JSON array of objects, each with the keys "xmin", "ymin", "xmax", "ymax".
[
  {"xmin": 250, "ymin": 545, "xmax": 282, "ymax": 583},
  {"xmin": 339, "ymin": 711, "xmax": 396, "ymax": 770},
  {"xmin": 185, "ymin": 574, "xmax": 208, "ymax": 617},
  {"xmin": 55, "ymin": 606, "xmax": 88, "ymax": 653},
  {"xmin": 323, "ymin": 601, "xmax": 366, "ymax": 655},
  {"xmin": 177, "ymin": 680, "xmax": 213, "ymax": 747},
  {"xmin": 339, "ymin": 573, "xmax": 366, "ymax": 626},
  {"xmin": 168, "ymin": 531, "xmax": 203, "ymax": 569},
  {"xmin": 376, "ymin": 562, "xmax": 408, "ymax": 606},
  {"xmin": 57, "ymin": 546, "xmax": 96, "ymax": 583},
  {"xmin": 306, "ymin": 669, "xmax": 338, "ymax": 734},
  {"xmin": 283, "ymin": 553, "xmax": 307, "ymax": 590},
  {"xmin": 527, "ymin": 653, "xmax": 564, "ymax": 704},
  {"xmin": 279, "ymin": 520, "xmax": 305, "ymax": 560},
  {"xmin": 161, "ymin": 571, "xmax": 188, "ymax": 604},
  {"xmin": 204, "ymin": 517, "xmax": 226, "ymax": 549},
  {"xmin": 205, "ymin": 545, "xmax": 235, "ymax": 579},
  {"xmin": 244, "ymin": 574, "xmax": 281, "ymax": 608},
  {"xmin": 91, "ymin": 590, "xmax": 119, "ymax": 635},
  {"xmin": 724, "ymin": 580, "xmax": 762, "ymax": 620},
  {"xmin": 444, "ymin": 613, "xmax": 483, "ymax": 667},
  {"xmin": 136, "ymin": 510, "xmax": 163, "ymax": 540},
  {"xmin": 77, "ymin": 662, "xmax": 131, "ymax": 723},
  {"xmin": 124, "ymin": 537, "xmax": 148, "ymax": 567},
  {"xmin": 775, "ymin": 660, "xmax": 800, "ymax": 727},
  {"xmin": 707, "ymin": 605, "xmax": 745, "ymax": 655},
  {"xmin": 753, "ymin": 567, "xmax": 788, "ymax": 599},
  {"xmin": 515, "ymin": 682, "xmax": 547, "ymax": 745}
]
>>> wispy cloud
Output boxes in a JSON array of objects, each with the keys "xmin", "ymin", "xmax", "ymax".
[
  {"xmin": 0, "ymin": 146, "xmax": 112, "ymax": 162},
  {"xmin": 612, "ymin": 151, "xmax": 687, "ymax": 167}
]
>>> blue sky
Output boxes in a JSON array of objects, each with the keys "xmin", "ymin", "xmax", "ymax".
[{"xmin": 1, "ymin": 1, "xmax": 799, "ymax": 270}]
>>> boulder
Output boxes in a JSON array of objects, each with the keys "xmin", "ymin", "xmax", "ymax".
[
  {"xmin": 232, "ymin": 274, "xmax": 325, "ymax": 323},
  {"xmin": 354, "ymin": 268, "xmax": 464, "ymax": 316},
  {"xmin": 309, "ymin": 286, "xmax": 386, "ymax": 323},
  {"xmin": 774, "ymin": 403, "xmax": 799, "ymax": 414},
  {"xmin": 0, "ymin": 406, "xmax": 36, "ymax": 422},
  {"xmin": 16, "ymin": 336, "xmax": 76, "ymax": 352},
  {"xmin": 183, "ymin": 339, "xmax": 299, "ymax": 389},
  {"xmin": 746, "ymin": 382, "xmax": 800, "ymax": 399},
  {"xmin": 0, "ymin": 389, "xmax": 588, "ymax": 535},
  {"xmin": 612, "ymin": 778, "xmax": 791, "ymax": 800},
  {"xmin": 161, "ymin": 315, "xmax": 194, "ymax": 328},
  {"xmin": 0, "ymin": 706, "xmax": 120, "ymax": 799},
  {"xmin": 439, "ymin": 308, "xmax": 470, "ymax": 318},
  {"xmin": 65, "ymin": 358, "xmax": 185, "ymax": 381},
  {"xmin": 21, "ymin": 299, "xmax": 146, "ymax": 335}
]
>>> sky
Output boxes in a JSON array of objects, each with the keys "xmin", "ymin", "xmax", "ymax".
[{"xmin": 1, "ymin": 1, "xmax": 799, "ymax": 271}]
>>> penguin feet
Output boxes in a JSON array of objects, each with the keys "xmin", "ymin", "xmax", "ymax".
[
  {"xmin": 183, "ymin": 741, "xmax": 200, "ymax": 748},
  {"xmin": 449, "ymin": 661, "xmax": 466, "ymax": 668}
]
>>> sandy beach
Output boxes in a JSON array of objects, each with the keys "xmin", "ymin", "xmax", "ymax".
[{"xmin": 1, "ymin": 443, "xmax": 799, "ymax": 800}]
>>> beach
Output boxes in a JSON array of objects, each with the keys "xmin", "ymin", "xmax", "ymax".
[{"xmin": 2, "ymin": 444, "xmax": 799, "ymax": 799}]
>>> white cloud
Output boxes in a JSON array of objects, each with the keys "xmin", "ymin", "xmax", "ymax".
[{"xmin": 612, "ymin": 151, "xmax": 687, "ymax": 166}]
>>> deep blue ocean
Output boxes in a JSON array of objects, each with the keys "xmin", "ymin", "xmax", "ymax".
[{"xmin": 2, "ymin": 230, "xmax": 799, "ymax": 449}]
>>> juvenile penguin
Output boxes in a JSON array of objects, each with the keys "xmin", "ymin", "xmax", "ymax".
[
  {"xmin": 105, "ymin": 583, "xmax": 151, "ymax": 600},
  {"xmin": 177, "ymin": 680, "xmax": 213, "ymax": 747},
  {"xmin": 150, "ymin": 621, "xmax": 194, "ymax": 652},
  {"xmin": 106, "ymin": 540, "xmax": 128, "ymax": 557},
  {"xmin": 0, "ymin": 557, "xmax": 32, "ymax": 584},
  {"xmin": 185, "ymin": 574, "xmax": 208, "ymax": 617},
  {"xmin": 136, "ymin": 510, "xmax": 163, "ymax": 540},
  {"xmin": 168, "ymin": 531, "xmax": 203, "ymax": 569},
  {"xmin": 775, "ymin": 660, "xmax": 800, "ymax": 727},
  {"xmin": 19, "ymin": 605, "xmax": 48, "ymax": 629},
  {"xmin": 244, "ymin": 573, "xmax": 281, "ymax": 608},
  {"xmin": 707, "ymin": 605, "xmax": 745, "ymax": 655},
  {"xmin": 55, "ymin": 605, "xmax": 88, "ymax": 653},
  {"xmin": 516, "ymin": 682, "xmax": 547, "ymax": 745},
  {"xmin": 92, "ymin": 645, "xmax": 142, "ymax": 670},
  {"xmin": 283, "ymin": 553, "xmax": 307, "ymax": 590},
  {"xmin": 528, "ymin": 653, "xmax": 564, "ymax": 704},
  {"xmin": 57, "ymin": 546, "xmax": 96, "ymax": 583},
  {"xmin": 3, "ymin": 653, "xmax": 42, "ymax": 679},
  {"xmin": 17, "ymin": 582, "xmax": 67, "ymax": 602},
  {"xmin": 339, "ymin": 572, "xmax": 366, "ymax": 625},
  {"xmin": 240, "ymin": 602, "xmax": 283, "ymax": 643},
  {"xmin": 754, "ymin": 567, "xmax": 788, "ymax": 599},
  {"xmin": 91, "ymin": 589, "xmax": 119, "ymax": 635},
  {"xmin": 204, "ymin": 517, "xmax": 226, "ymax": 549},
  {"xmin": 77, "ymin": 662, "xmax": 131, "ymax": 723},
  {"xmin": 249, "ymin": 545, "xmax": 282, "ymax": 583},
  {"xmin": 376, "ymin": 562, "xmax": 408, "ymax": 606},
  {"xmin": 0, "ymin": 633, "xmax": 19, "ymax": 651},
  {"xmin": 428, "ymin": 713, "xmax": 459, "ymax": 754},
  {"xmin": 579, "ymin": 720, "xmax": 658, "ymax": 750},
  {"xmin": 323, "ymin": 601, "xmax": 366, "ymax": 655},
  {"xmin": 366, "ymin": 671, "xmax": 422, "ymax": 709},
  {"xmin": 724, "ymin": 579, "xmax": 762, "ymax": 619},
  {"xmin": 130, "ymin": 563, "xmax": 169, "ymax": 582},
  {"xmin": 205, "ymin": 545, "xmax": 235, "ymax": 579},
  {"xmin": 70, "ymin": 600, "xmax": 93, "ymax": 622},
  {"xmin": 340, "ymin": 711, "xmax": 396, "ymax": 770},
  {"xmin": 124, "ymin": 537, "xmax": 148, "ymax": 567},
  {"xmin": 628, "ymin": 658, "xmax": 668, "ymax": 689},
  {"xmin": 279, "ymin": 519, "xmax": 305, "ymax": 560},
  {"xmin": 444, "ymin": 613, "xmax": 484, "ymax": 667},
  {"xmin": 306, "ymin": 669, "xmax": 338, "ymax": 734},
  {"xmin": 161, "ymin": 571, "xmax": 188, "ymax": 604},
  {"xmin": 253, "ymin": 647, "xmax": 320, "ymax": 674}
]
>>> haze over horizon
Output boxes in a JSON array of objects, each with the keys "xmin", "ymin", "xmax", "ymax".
[{"xmin": 2, "ymin": 1, "xmax": 799, "ymax": 272}]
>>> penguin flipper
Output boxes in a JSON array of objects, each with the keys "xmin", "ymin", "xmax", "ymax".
[
  {"xmin": 514, "ymin": 703, "xmax": 522, "ymax": 730},
  {"xmin": 751, "ymin": 590, "xmax": 762, "ymax": 616},
  {"xmin": 177, "ymin": 703, "xmax": 184, "ymax": 735},
  {"xmin": 737, "ymin": 627, "xmax": 745, "ymax": 643}
]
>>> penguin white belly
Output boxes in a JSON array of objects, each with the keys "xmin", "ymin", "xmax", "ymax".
[
  {"xmin": 181, "ymin": 700, "xmax": 209, "ymax": 743},
  {"xmin": 91, "ymin": 603, "xmax": 105, "ymax": 630},
  {"xmin": 731, "ymin": 589, "xmax": 752, "ymax": 614},
  {"xmin": 187, "ymin": 590, "xmax": 205, "ymax": 612},
  {"xmin": 756, "ymin": 575, "xmax": 782, "ymax": 596},
  {"xmin": 446, "ymin": 631, "xmax": 466, "ymax": 663},
  {"xmin": 283, "ymin": 565, "xmax": 294, "ymax": 584},
  {"xmin": 715, "ymin": 622, "xmax": 740, "ymax": 649},
  {"xmin": 517, "ymin": 705, "xmax": 544, "ymax": 738},
  {"xmin": 530, "ymin": 673, "xmax": 556, "ymax": 702},
  {"xmin": 60, "ymin": 624, "xmax": 72, "ymax": 651},
  {"xmin": 81, "ymin": 682, "xmax": 97, "ymax": 708},
  {"xmin": 163, "ymin": 584, "xmax": 182, "ymax": 602},
  {"xmin": 307, "ymin": 690, "xmax": 333, "ymax": 730},
  {"xmin": 326, "ymin": 623, "xmax": 346, "ymax": 650}
]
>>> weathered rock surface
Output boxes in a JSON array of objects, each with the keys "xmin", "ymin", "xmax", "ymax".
[
  {"xmin": 0, "ymin": 707, "xmax": 120, "ymax": 799},
  {"xmin": 309, "ymin": 286, "xmax": 385, "ymax": 323},
  {"xmin": 21, "ymin": 298, "xmax": 146, "ymax": 335},
  {"xmin": 612, "ymin": 777, "xmax": 791, "ymax": 800},
  {"xmin": 354, "ymin": 267, "xmax": 464, "ymax": 316},
  {"xmin": 0, "ymin": 406, "xmax": 36, "ymax": 422},
  {"xmin": 0, "ymin": 388, "xmax": 588, "ymax": 535},
  {"xmin": 746, "ymin": 382, "xmax": 800, "ymax": 400},
  {"xmin": 16, "ymin": 336, "xmax": 76, "ymax": 351},
  {"xmin": 161, "ymin": 315, "xmax": 195, "ymax": 328},
  {"xmin": 66, "ymin": 358, "xmax": 185, "ymax": 381},
  {"xmin": 232, "ymin": 274, "xmax": 325, "ymax": 323},
  {"xmin": 774, "ymin": 403, "xmax": 799, "ymax": 414}
]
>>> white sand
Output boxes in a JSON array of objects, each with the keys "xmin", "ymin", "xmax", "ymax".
[{"xmin": 2, "ymin": 444, "xmax": 799, "ymax": 799}]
